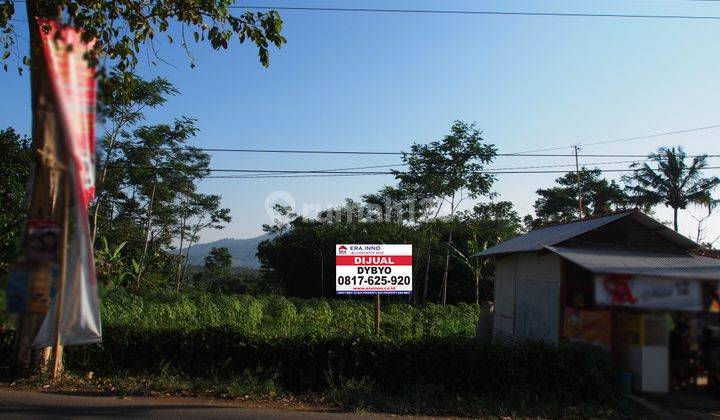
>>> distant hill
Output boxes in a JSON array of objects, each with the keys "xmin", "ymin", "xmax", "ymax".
[{"xmin": 186, "ymin": 233, "xmax": 273, "ymax": 268}]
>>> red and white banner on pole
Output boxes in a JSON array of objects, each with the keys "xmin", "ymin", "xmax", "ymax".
[
  {"xmin": 33, "ymin": 19, "xmax": 102, "ymax": 347},
  {"xmin": 336, "ymin": 244, "xmax": 413, "ymax": 295}
]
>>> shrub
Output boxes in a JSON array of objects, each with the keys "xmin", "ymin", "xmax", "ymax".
[
  {"xmin": 260, "ymin": 295, "xmax": 298, "ymax": 336},
  {"xmin": 99, "ymin": 290, "xmax": 480, "ymax": 340},
  {"xmin": 64, "ymin": 326, "xmax": 614, "ymax": 407},
  {"xmin": 0, "ymin": 291, "xmax": 616, "ymax": 412}
]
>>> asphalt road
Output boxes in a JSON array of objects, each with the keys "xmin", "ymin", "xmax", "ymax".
[{"xmin": 0, "ymin": 388, "xmax": 406, "ymax": 419}]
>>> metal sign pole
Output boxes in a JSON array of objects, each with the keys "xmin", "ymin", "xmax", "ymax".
[{"xmin": 374, "ymin": 293, "xmax": 381, "ymax": 335}]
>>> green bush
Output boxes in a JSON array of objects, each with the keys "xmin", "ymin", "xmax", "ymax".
[
  {"xmin": 99, "ymin": 289, "xmax": 480, "ymax": 340},
  {"xmin": 64, "ymin": 326, "xmax": 614, "ymax": 407},
  {"xmin": 0, "ymin": 291, "xmax": 616, "ymax": 411}
]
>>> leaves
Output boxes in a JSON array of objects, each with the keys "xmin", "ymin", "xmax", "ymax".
[
  {"xmin": 93, "ymin": 76, "xmax": 231, "ymax": 291},
  {"xmin": 624, "ymin": 146, "xmax": 720, "ymax": 230},
  {"xmin": 0, "ymin": 127, "xmax": 32, "ymax": 271},
  {"xmin": 528, "ymin": 168, "xmax": 629, "ymax": 228},
  {"xmin": 0, "ymin": 1, "xmax": 286, "ymax": 78},
  {"xmin": 395, "ymin": 121, "xmax": 497, "ymax": 214}
]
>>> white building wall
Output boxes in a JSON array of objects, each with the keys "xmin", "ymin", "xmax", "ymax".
[
  {"xmin": 493, "ymin": 252, "xmax": 562, "ymax": 344},
  {"xmin": 493, "ymin": 256, "xmax": 516, "ymax": 342}
]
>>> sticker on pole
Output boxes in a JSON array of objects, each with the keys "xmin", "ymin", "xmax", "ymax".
[{"xmin": 336, "ymin": 244, "xmax": 412, "ymax": 295}]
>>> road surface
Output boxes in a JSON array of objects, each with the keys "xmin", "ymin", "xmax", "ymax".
[{"xmin": 0, "ymin": 388, "xmax": 410, "ymax": 419}]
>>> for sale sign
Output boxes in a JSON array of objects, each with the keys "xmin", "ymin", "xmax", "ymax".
[{"xmin": 335, "ymin": 244, "xmax": 412, "ymax": 295}]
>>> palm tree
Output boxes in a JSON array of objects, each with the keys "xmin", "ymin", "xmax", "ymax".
[{"xmin": 624, "ymin": 146, "xmax": 719, "ymax": 232}]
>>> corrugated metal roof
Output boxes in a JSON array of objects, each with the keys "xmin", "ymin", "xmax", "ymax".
[
  {"xmin": 473, "ymin": 210, "xmax": 699, "ymax": 258},
  {"xmin": 473, "ymin": 211, "xmax": 633, "ymax": 257},
  {"xmin": 545, "ymin": 246, "xmax": 720, "ymax": 280}
]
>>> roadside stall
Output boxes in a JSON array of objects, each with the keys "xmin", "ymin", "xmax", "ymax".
[
  {"xmin": 556, "ymin": 246, "xmax": 720, "ymax": 393},
  {"xmin": 475, "ymin": 210, "xmax": 720, "ymax": 394}
]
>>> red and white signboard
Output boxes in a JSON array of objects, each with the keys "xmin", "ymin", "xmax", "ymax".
[
  {"xmin": 33, "ymin": 19, "xmax": 102, "ymax": 348},
  {"xmin": 336, "ymin": 244, "xmax": 412, "ymax": 295},
  {"xmin": 594, "ymin": 274, "xmax": 703, "ymax": 311},
  {"xmin": 38, "ymin": 18, "xmax": 97, "ymax": 208}
]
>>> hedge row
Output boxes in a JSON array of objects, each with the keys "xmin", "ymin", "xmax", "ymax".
[
  {"xmin": 102, "ymin": 289, "xmax": 481, "ymax": 341},
  {"xmin": 65, "ymin": 325, "xmax": 614, "ymax": 406}
]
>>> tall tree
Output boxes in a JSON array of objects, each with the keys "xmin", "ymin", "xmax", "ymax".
[
  {"xmin": 527, "ymin": 168, "xmax": 628, "ymax": 229},
  {"xmin": 395, "ymin": 121, "xmax": 496, "ymax": 304},
  {"xmin": 204, "ymin": 246, "xmax": 232, "ymax": 274},
  {"xmin": 97, "ymin": 116, "xmax": 231, "ymax": 291},
  {"xmin": 2, "ymin": 0, "xmax": 282, "ymax": 371},
  {"xmin": 176, "ymin": 192, "xmax": 231, "ymax": 290},
  {"xmin": 0, "ymin": 128, "xmax": 32, "ymax": 271},
  {"xmin": 624, "ymin": 147, "xmax": 720, "ymax": 232},
  {"xmin": 452, "ymin": 201, "xmax": 522, "ymax": 304},
  {"xmin": 93, "ymin": 74, "xmax": 178, "ymax": 242},
  {"xmin": 362, "ymin": 186, "xmax": 433, "ymax": 224}
]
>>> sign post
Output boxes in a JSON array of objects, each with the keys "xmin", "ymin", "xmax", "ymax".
[
  {"xmin": 374, "ymin": 294, "xmax": 381, "ymax": 335},
  {"xmin": 51, "ymin": 175, "xmax": 70, "ymax": 379},
  {"xmin": 336, "ymin": 244, "xmax": 413, "ymax": 334}
]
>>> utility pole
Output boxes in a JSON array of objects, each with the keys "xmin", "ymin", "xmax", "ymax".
[
  {"xmin": 574, "ymin": 145, "xmax": 584, "ymax": 219},
  {"xmin": 16, "ymin": 0, "xmax": 63, "ymax": 372}
]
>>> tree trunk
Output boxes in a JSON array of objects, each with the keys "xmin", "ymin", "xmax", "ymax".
[
  {"xmin": 175, "ymin": 229, "xmax": 185, "ymax": 291},
  {"xmin": 175, "ymin": 207, "xmax": 187, "ymax": 290},
  {"xmin": 475, "ymin": 273, "xmax": 480, "ymax": 305},
  {"xmin": 180, "ymin": 238, "xmax": 195, "ymax": 287},
  {"xmin": 90, "ymin": 196, "xmax": 102, "ymax": 244},
  {"xmin": 423, "ymin": 236, "xmax": 432, "ymax": 304},
  {"xmin": 90, "ymin": 132, "xmax": 121, "ymax": 244},
  {"xmin": 673, "ymin": 207, "xmax": 679, "ymax": 232},
  {"xmin": 319, "ymin": 249, "xmax": 325, "ymax": 298},
  {"xmin": 180, "ymin": 219, "xmax": 204, "ymax": 286},
  {"xmin": 440, "ymin": 204, "xmax": 456, "ymax": 306},
  {"xmin": 411, "ymin": 247, "xmax": 421, "ymax": 305},
  {"xmin": 133, "ymin": 181, "xmax": 156, "ymax": 291},
  {"xmin": 440, "ymin": 226, "xmax": 454, "ymax": 305}
]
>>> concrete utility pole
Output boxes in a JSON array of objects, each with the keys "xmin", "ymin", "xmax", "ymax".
[{"xmin": 574, "ymin": 145, "xmax": 584, "ymax": 219}]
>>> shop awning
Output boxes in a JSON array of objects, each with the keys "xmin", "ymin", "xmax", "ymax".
[{"xmin": 545, "ymin": 246, "xmax": 720, "ymax": 281}]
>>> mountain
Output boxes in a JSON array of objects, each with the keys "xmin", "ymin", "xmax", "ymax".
[{"xmin": 185, "ymin": 233, "xmax": 273, "ymax": 268}]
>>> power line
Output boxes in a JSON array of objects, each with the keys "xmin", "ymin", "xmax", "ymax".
[
  {"xmin": 207, "ymin": 173, "xmax": 380, "ymax": 179},
  {"xmin": 207, "ymin": 160, "xmax": 644, "ymax": 178},
  {"xmin": 231, "ymin": 5, "xmax": 720, "ymax": 20},
  {"xmin": 120, "ymin": 145, "xmax": 719, "ymax": 159},
  {"xmin": 106, "ymin": 159, "xmax": 654, "ymax": 176},
  {"xmin": 192, "ymin": 147, "xmax": 403, "ymax": 155},
  {"xmin": 484, "ymin": 159, "xmax": 644, "ymax": 170},
  {"xmin": 111, "ymin": 165, "xmax": 720, "ymax": 176},
  {"xmin": 508, "ymin": 123, "xmax": 720, "ymax": 154},
  {"xmin": 206, "ymin": 166, "xmax": 720, "ymax": 179},
  {"xmin": 13, "ymin": 0, "xmax": 720, "ymax": 20}
]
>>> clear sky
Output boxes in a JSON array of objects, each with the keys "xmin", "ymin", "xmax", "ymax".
[{"xmin": 3, "ymin": 0, "xmax": 720, "ymax": 244}]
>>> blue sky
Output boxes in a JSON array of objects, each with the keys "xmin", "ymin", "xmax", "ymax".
[{"xmin": 3, "ymin": 0, "xmax": 720, "ymax": 243}]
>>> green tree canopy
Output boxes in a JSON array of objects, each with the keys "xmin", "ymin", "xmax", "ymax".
[
  {"xmin": 0, "ymin": 127, "xmax": 32, "ymax": 271},
  {"xmin": 1, "ymin": 1, "xmax": 285, "ymax": 77},
  {"xmin": 204, "ymin": 246, "xmax": 232, "ymax": 273},
  {"xmin": 94, "ymin": 78, "xmax": 230, "ymax": 291},
  {"xmin": 623, "ymin": 146, "xmax": 719, "ymax": 232},
  {"xmin": 526, "ymin": 168, "xmax": 628, "ymax": 229},
  {"xmin": 395, "ymin": 121, "xmax": 497, "ymax": 304}
]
